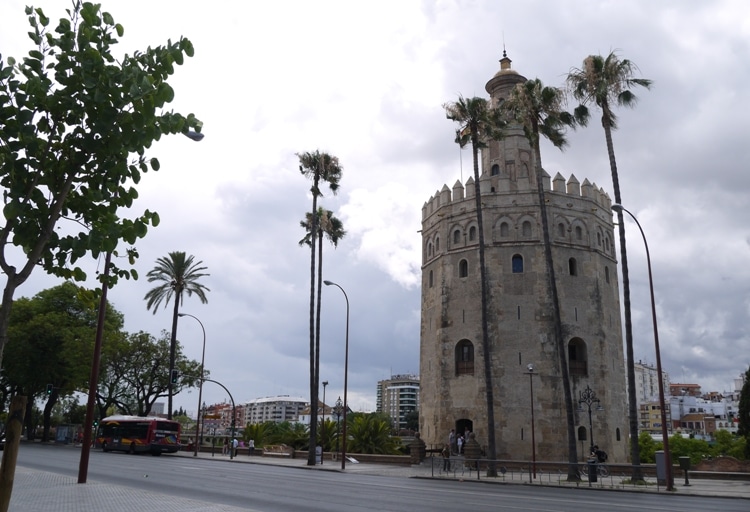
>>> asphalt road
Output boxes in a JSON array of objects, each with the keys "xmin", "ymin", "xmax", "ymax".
[{"xmin": 14, "ymin": 444, "xmax": 750, "ymax": 512}]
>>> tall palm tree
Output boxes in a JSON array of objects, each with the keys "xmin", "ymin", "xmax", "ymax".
[
  {"xmin": 444, "ymin": 96, "xmax": 505, "ymax": 476},
  {"xmin": 298, "ymin": 151, "xmax": 343, "ymax": 466},
  {"xmin": 144, "ymin": 251, "xmax": 209, "ymax": 419},
  {"xmin": 300, "ymin": 206, "xmax": 346, "ymax": 451},
  {"xmin": 567, "ymin": 52, "xmax": 652, "ymax": 481},
  {"xmin": 503, "ymin": 79, "xmax": 585, "ymax": 480}
]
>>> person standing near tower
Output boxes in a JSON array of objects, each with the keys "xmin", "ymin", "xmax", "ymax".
[{"xmin": 448, "ymin": 429, "xmax": 456, "ymax": 454}]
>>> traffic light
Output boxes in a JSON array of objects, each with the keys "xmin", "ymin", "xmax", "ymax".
[
  {"xmin": 170, "ymin": 370, "xmax": 179, "ymax": 384},
  {"xmin": 45, "ymin": 384, "xmax": 53, "ymax": 395}
]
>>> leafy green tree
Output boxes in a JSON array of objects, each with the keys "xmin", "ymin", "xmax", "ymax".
[
  {"xmin": 567, "ymin": 51, "xmax": 652, "ymax": 480},
  {"xmin": 637, "ymin": 431, "xmax": 658, "ymax": 463},
  {"xmin": 502, "ymin": 79, "xmax": 584, "ymax": 480},
  {"xmin": 97, "ymin": 330, "xmax": 202, "ymax": 417},
  {"xmin": 298, "ymin": 151, "xmax": 343, "ymax": 466},
  {"xmin": 144, "ymin": 252, "xmax": 209, "ymax": 419},
  {"xmin": 4, "ymin": 282, "xmax": 123, "ymax": 441},
  {"xmin": 0, "ymin": 2, "xmax": 202, "ymax": 372},
  {"xmin": 346, "ymin": 412, "xmax": 401, "ymax": 455},
  {"xmin": 668, "ymin": 434, "xmax": 712, "ymax": 465},
  {"xmin": 444, "ymin": 96, "xmax": 505, "ymax": 475}
]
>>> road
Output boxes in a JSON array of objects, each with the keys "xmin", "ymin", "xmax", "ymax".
[{"xmin": 14, "ymin": 444, "xmax": 749, "ymax": 512}]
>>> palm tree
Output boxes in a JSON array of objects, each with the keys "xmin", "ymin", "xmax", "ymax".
[
  {"xmin": 298, "ymin": 151, "xmax": 343, "ymax": 466},
  {"xmin": 300, "ymin": 206, "xmax": 346, "ymax": 458},
  {"xmin": 144, "ymin": 251, "xmax": 209, "ymax": 419},
  {"xmin": 503, "ymin": 78, "xmax": 585, "ymax": 480},
  {"xmin": 567, "ymin": 52, "xmax": 652, "ymax": 481},
  {"xmin": 444, "ymin": 96, "xmax": 505, "ymax": 476}
]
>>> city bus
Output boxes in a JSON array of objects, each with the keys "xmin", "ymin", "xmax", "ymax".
[{"xmin": 96, "ymin": 415, "xmax": 181, "ymax": 455}]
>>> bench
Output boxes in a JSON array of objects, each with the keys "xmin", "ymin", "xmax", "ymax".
[{"xmin": 262, "ymin": 445, "xmax": 293, "ymax": 458}]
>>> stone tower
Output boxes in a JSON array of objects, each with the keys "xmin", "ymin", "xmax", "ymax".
[{"xmin": 419, "ymin": 53, "xmax": 628, "ymax": 463}]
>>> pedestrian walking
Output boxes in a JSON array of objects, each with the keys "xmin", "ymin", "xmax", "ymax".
[{"xmin": 441, "ymin": 444, "xmax": 451, "ymax": 472}]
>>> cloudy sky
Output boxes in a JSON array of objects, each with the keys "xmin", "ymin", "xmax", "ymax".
[{"xmin": 1, "ymin": 0, "xmax": 748, "ymax": 416}]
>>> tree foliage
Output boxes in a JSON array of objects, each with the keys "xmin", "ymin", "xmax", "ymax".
[
  {"xmin": 0, "ymin": 1, "xmax": 201, "ymax": 367},
  {"xmin": 4, "ymin": 281, "xmax": 122, "ymax": 440},
  {"xmin": 346, "ymin": 412, "xmax": 401, "ymax": 455},
  {"xmin": 97, "ymin": 329, "xmax": 202, "ymax": 418}
]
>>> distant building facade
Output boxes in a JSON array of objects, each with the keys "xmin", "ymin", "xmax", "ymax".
[
  {"xmin": 631, "ymin": 360, "xmax": 670, "ymax": 407},
  {"xmin": 376, "ymin": 374, "xmax": 420, "ymax": 431},
  {"xmin": 419, "ymin": 53, "xmax": 628, "ymax": 462},
  {"xmin": 242, "ymin": 395, "xmax": 308, "ymax": 425}
]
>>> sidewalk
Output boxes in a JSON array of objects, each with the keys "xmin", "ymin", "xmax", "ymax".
[{"xmin": 8, "ymin": 448, "xmax": 750, "ymax": 511}]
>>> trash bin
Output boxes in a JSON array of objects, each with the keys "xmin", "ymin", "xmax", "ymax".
[
  {"xmin": 587, "ymin": 458, "xmax": 597, "ymax": 483},
  {"xmin": 315, "ymin": 445, "xmax": 322, "ymax": 464},
  {"xmin": 655, "ymin": 450, "xmax": 666, "ymax": 485},
  {"xmin": 679, "ymin": 456, "xmax": 691, "ymax": 486}
]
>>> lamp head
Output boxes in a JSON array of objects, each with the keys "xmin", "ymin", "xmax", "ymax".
[
  {"xmin": 323, "ymin": 280, "xmax": 333, "ymax": 286},
  {"xmin": 527, "ymin": 363, "xmax": 534, "ymax": 372},
  {"xmin": 611, "ymin": 204, "xmax": 624, "ymax": 213}
]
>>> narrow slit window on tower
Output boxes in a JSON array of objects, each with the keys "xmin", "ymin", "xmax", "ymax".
[
  {"xmin": 429, "ymin": 270, "xmax": 434, "ymax": 288},
  {"xmin": 469, "ymin": 226, "xmax": 477, "ymax": 241},
  {"xmin": 605, "ymin": 266, "xmax": 610, "ymax": 284},
  {"xmin": 569, "ymin": 257, "xmax": 578, "ymax": 276},
  {"xmin": 436, "ymin": 237, "xmax": 440, "ymax": 251},
  {"xmin": 459, "ymin": 259, "xmax": 468, "ymax": 278},
  {"xmin": 558, "ymin": 222, "xmax": 565, "ymax": 238},
  {"xmin": 512, "ymin": 254, "xmax": 524, "ymax": 273}
]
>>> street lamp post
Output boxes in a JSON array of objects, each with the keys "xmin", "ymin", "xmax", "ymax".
[
  {"xmin": 525, "ymin": 364, "xmax": 537, "ymax": 481},
  {"xmin": 323, "ymin": 280, "xmax": 349, "ymax": 471},
  {"xmin": 578, "ymin": 385, "xmax": 602, "ymax": 454},
  {"xmin": 200, "ymin": 402, "xmax": 206, "ymax": 445},
  {"xmin": 334, "ymin": 397, "xmax": 343, "ymax": 458},
  {"xmin": 612, "ymin": 204, "xmax": 673, "ymax": 491},
  {"xmin": 179, "ymin": 313, "xmax": 206, "ymax": 458}
]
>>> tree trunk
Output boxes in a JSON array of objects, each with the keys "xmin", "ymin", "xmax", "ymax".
[
  {"xmin": 168, "ymin": 293, "xmax": 180, "ymax": 420},
  {"xmin": 602, "ymin": 116, "xmax": 642, "ymax": 481},
  {"xmin": 470, "ymin": 134, "xmax": 497, "ymax": 477},
  {"xmin": 532, "ymin": 140, "xmax": 579, "ymax": 480},
  {"xmin": 0, "ymin": 395, "xmax": 27, "ymax": 512},
  {"xmin": 307, "ymin": 178, "xmax": 319, "ymax": 466}
]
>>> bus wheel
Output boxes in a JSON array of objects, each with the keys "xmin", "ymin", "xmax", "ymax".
[
  {"xmin": 101, "ymin": 442, "xmax": 109, "ymax": 452},
  {"xmin": 129, "ymin": 443, "xmax": 136, "ymax": 454},
  {"xmin": 151, "ymin": 450, "xmax": 162, "ymax": 456}
]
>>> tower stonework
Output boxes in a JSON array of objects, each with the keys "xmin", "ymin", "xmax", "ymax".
[{"xmin": 419, "ymin": 56, "xmax": 628, "ymax": 463}]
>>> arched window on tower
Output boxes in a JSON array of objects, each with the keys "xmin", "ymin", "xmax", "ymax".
[
  {"xmin": 578, "ymin": 426, "xmax": 587, "ymax": 444},
  {"xmin": 575, "ymin": 226, "xmax": 583, "ymax": 241},
  {"xmin": 455, "ymin": 340, "xmax": 474, "ymax": 376},
  {"xmin": 512, "ymin": 254, "xmax": 524, "ymax": 273},
  {"xmin": 558, "ymin": 222, "xmax": 566, "ymax": 238},
  {"xmin": 453, "ymin": 229, "xmax": 461, "ymax": 245},
  {"xmin": 427, "ymin": 242, "xmax": 433, "ymax": 257},
  {"xmin": 469, "ymin": 226, "xmax": 477, "ymax": 241},
  {"xmin": 436, "ymin": 237, "xmax": 440, "ymax": 252},
  {"xmin": 500, "ymin": 222, "xmax": 510, "ymax": 237},
  {"xmin": 569, "ymin": 258, "xmax": 578, "ymax": 276},
  {"xmin": 491, "ymin": 164, "xmax": 500, "ymax": 176},
  {"xmin": 459, "ymin": 259, "xmax": 468, "ymax": 278},
  {"xmin": 568, "ymin": 338, "xmax": 588, "ymax": 376},
  {"xmin": 522, "ymin": 220, "xmax": 532, "ymax": 237}
]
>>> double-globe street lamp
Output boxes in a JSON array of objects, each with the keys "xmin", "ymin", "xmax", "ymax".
[
  {"xmin": 324, "ymin": 279, "xmax": 349, "ymax": 471},
  {"xmin": 611, "ymin": 203, "xmax": 673, "ymax": 491},
  {"xmin": 178, "ymin": 313, "xmax": 206, "ymax": 458},
  {"xmin": 578, "ymin": 385, "xmax": 602, "ymax": 454}
]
